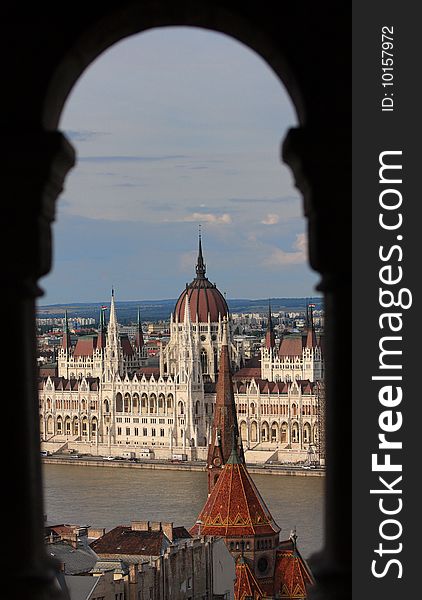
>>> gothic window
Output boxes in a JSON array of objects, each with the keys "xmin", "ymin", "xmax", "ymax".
[
  {"xmin": 200, "ymin": 349, "xmax": 208, "ymax": 374},
  {"xmin": 149, "ymin": 394, "xmax": 156, "ymax": 413},
  {"xmin": 251, "ymin": 421, "xmax": 258, "ymax": 442},
  {"xmin": 116, "ymin": 393, "xmax": 123, "ymax": 412},
  {"xmin": 178, "ymin": 401, "xmax": 184, "ymax": 415},
  {"xmin": 167, "ymin": 394, "xmax": 173, "ymax": 409}
]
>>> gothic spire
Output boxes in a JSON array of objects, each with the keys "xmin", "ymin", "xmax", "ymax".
[
  {"xmin": 206, "ymin": 317, "xmax": 244, "ymax": 493},
  {"xmin": 195, "ymin": 227, "xmax": 206, "ymax": 278},
  {"xmin": 97, "ymin": 305, "xmax": 107, "ymax": 349},
  {"xmin": 61, "ymin": 309, "xmax": 71, "ymax": 351},
  {"xmin": 134, "ymin": 306, "xmax": 144, "ymax": 349},
  {"xmin": 305, "ymin": 303, "xmax": 317, "ymax": 348},
  {"xmin": 265, "ymin": 300, "xmax": 276, "ymax": 350}
]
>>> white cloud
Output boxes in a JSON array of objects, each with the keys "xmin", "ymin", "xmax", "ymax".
[
  {"xmin": 261, "ymin": 213, "xmax": 279, "ymax": 225},
  {"xmin": 263, "ymin": 233, "xmax": 308, "ymax": 266},
  {"xmin": 183, "ymin": 212, "xmax": 232, "ymax": 224}
]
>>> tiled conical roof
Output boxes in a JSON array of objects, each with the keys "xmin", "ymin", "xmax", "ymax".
[
  {"xmin": 234, "ymin": 556, "xmax": 264, "ymax": 600},
  {"xmin": 191, "ymin": 444, "xmax": 280, "ymax": 537},
  {"xmin": 273, "ymin": 536, "xmax": 315, "ymax": 598}
]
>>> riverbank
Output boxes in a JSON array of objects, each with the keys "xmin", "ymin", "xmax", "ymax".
[{"xmin": 42, "ymin": 456, "xmax": 324, "ymax": 476}]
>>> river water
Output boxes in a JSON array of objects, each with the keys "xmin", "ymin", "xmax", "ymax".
[{"xmin": 43, "ymin": 464, "xmax": 324, "ymax": 559}]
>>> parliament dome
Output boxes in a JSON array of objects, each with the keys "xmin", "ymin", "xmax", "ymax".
[{"xmin": 174, "ymin": 237, "xmax": 229, "ymax": 323}]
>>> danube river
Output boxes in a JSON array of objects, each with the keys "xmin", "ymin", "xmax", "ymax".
[{"xmin": 43, "ymin": 464, "xmax": 324, "ymax": 559}]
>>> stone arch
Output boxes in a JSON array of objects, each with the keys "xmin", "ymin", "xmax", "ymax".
[
  {"xmin": 46, "ymin": 415, "xmax": 54, "ymax": 435},
  {"xmin": 178, "ymin": 400, "xmax": 184, "ymax": 415},
  {"xmin": 8, "ymin": 6, "xmax": 350, "ymax": 598},
  {"xmin": 261, "ymin": 421, "xmax": 269, "ymax": 442},
  {"xmin": 240, "ymin": 420, "xmax": 248, "ymax": 442},
  {"xmin": 250, "ymin": 421, "xmax": 258, "ymax": 443},
  {"xmin": 158, "ymin": 393, "xmax": 165, "ymax": 414},
  {"xmin": 81, "ymin": 416, "xmax": 89, "ymax": 438},
  {"xmin": 91, "ymin": 417, "xmax": 98, "ymax": 437},
  {"xmin": 103, "ymin": 398, "xmax": 110, "ymax": 413},
  {"xmin": 56, "ymin": 416, "xmax": 63, "ymax": 435},
  {"xmin": 167, "ymin": 393, "xmax": 174, "ymax": 410},
  {"xmin": 271, "ymin": 421, "xmax": 278, "ymax": 442},
  {"xmin": 141, "ymin": 393, "xmax": 148, "ymax": 414},
  {"xmin": 124, "ymin": 392, "xmax": 131, "ymax": 413},
  {"xmin": 303, "ymin": 421, "xmax": 312, "ymax": 444},
  {"xmin": 64, "ymin": 416, "xmax": 72, "ymax": 436},
  {"xmin": 291, "ymin": 421, "xmax": 299, "ymax": 443},
  {"xmin": 149, "ymin": 393, "xmax": 157, "ymax": 413},
  {"xmin": 72, "ymin": 416, "xmax": 79, "ymax": 436},
  {"xmin": 132, "ymin": 393, "xmax": 139, "ymax": 414},
  {"xmin": 280, "ymin": 421, "xmax": 288, "ymax": 444}
]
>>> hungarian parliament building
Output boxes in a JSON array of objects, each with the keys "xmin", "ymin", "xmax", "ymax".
[{"xmin": 39, "ymin": 239, "xmax": 324, "ymax": 463}]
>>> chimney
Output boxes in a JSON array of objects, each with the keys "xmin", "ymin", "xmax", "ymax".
[
  {"xmin": 162, "ymin": 522, "xmax": 174, "ymax": 542},
  {"xmin": 131, "ymin": 521, "xmax": 150, "ymax": 531},
  {"xmin": 128, "ymin": 563, "xmax": 138, "ymax": 584}
]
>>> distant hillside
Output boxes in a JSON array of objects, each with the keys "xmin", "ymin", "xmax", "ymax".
[{"xmin": 36, "ymin": 297, "xmax": 323, "ymax": 324}]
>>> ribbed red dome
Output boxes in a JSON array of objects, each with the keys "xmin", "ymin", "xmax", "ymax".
[{"xmin": 174, "ymin": 237, "xmax": 229, "ymax": 323}]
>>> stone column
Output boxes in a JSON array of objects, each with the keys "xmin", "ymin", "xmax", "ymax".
[
  {"xmin": 2, "ymin": 131, "xmax": 75, "ymax": 598},
  {"xmin": 283, "ymin": 126, "xmax": 351, "ymax": 599}
]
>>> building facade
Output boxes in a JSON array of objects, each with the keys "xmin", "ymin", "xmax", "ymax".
[{"xmin": 39, "ymin": 240, "xmax": 324, "ymax": 463}]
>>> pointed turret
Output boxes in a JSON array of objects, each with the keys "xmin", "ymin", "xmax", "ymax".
[
  {"xmin": 97, "ymin": 306, "xmax": 107, "ymax": 350},
  {"xmin": 305, "ymin": 303, "xmax": 317, "ymax": 348},
  {"xmin": 195, "ymin": 228, "xmax": 206, "ymax": 278},
  {"xmin": 134, "ymin": 307, "xmax": 144, "ymax": 350},
  {"xmin": 234, "ymin": 556, "xmax": 264, "ymax": 600},
  {"xmin": 206, "ymin": 318, "xmax": 243, "ymax": 493},
  {"xmin": 61, "ymin": 310, "xmax": 71, "ymax": 351},
  {"xmin": 265, "ymin": 301, "xmax": 276, "ymax": 350}
]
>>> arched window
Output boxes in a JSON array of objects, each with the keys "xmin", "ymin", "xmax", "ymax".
[
  {"xmin": 178, "ymin": 401, "xmax": 184, "ymax": 415},
  {"xmin": 115, "ymin": 393, "xmax": 123, "ymax": 413},
  {"xmin": 200, "ymin": 349, "xmax": 208, "ymax": 374},
  {"xmin": 149, "ymin": 393, "xmax": 156, "ymax": 413},
  {"xmin": 132, "ymin": 393, "xmax": 139, "ymax": 414},
  {"xmin": 167, "ymin": 394, "xmax": 173, "ymax": 410},
  {"xmin": 141, "ymin": 393, "xmax": 147, "ymax": 414},
  {"xmin": 124, "ymin": 392, "xmax": 131, "ymax": 413}
]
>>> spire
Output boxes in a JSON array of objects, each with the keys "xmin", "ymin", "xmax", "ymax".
[
  {"xmin": 305, "ymin": 303, "xmax": 317, "ymax": 348},
  {"xmin": 134, "ymin": 307, "xmax": 144, "ymax": 349},
  {"xmin": 265, "ymin": 301, "xmax": 275, "ymax": 350},
  {"xmin": 108, "ymin": 287, "xmax": 117, "ymax": 332},
  {"xmin": 61, "ymin": 310, "xmax": 71, "ymax": 351},
  {"xmin": 206, "ymin": 317, "xmax": 244, "ymax": 493},
  {"xmin": 195, "ymin": 227, "xmax": 206, "ymax": 278},
  {"xmin": 97, "ymin": 306, "xmax": 107, "ymax": 349}
]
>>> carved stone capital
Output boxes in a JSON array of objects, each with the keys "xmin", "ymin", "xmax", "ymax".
[{"xmin": 2, "ymin": 130, "xmax": 75, "ymax": 296}]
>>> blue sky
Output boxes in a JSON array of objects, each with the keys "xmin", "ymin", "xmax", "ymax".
[{"xmin": 40, "ymin": 27, "xmax": 320, "ymax": 304}]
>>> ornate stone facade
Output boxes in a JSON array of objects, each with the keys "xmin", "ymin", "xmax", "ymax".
[{"xmin": 39, "ymin": 243, "xmax": 323, "ymax": 463}]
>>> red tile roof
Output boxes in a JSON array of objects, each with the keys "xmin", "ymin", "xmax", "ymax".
[
  {"xmin": 73, "ymin": 337, "xmax": 98, "ymax": 357},
  {"xmin": 191, "ymin": 451, "xmax": 280, "ymax": 538},
  {"xmin": 234, "ymin": 556, "xmax": 264, "ymax": 600},
  {"xmin": 273, "ymin": 539, "xmax": 315, "ymax": 598},
  {"xmin": 90, "ymin": 526, "xmax": 165, "ymax": 558}
]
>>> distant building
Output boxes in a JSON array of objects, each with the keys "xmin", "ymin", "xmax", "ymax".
[{"xmin": 39, "ymin": 237, "xmax": 323, "ymax": 464}]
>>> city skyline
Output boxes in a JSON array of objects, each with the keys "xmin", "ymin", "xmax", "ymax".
[{"xmin": 40, "ymin": 27, "xmax": 320, "ymax": 304}]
